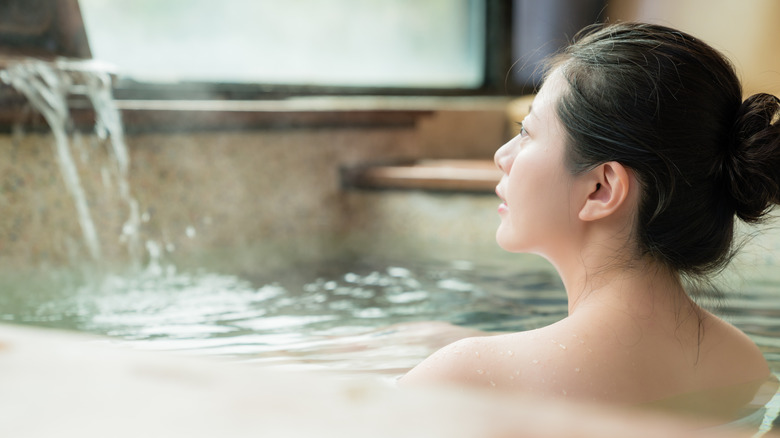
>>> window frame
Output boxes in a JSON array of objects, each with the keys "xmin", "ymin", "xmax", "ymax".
[{"xmin": 104, "ymin": 1, "xmax": 521, "ymax": 102}]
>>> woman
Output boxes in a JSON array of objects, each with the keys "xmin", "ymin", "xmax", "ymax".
[{"xmin": 400, "ymin": 22, "xmax": 779, "ymax": 412}]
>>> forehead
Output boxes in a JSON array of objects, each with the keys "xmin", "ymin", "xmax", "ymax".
[{"xmin": 529, "ymin": 68, "xmax": 568, "ymax": 119}]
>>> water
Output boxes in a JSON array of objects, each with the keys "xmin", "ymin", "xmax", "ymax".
[
  {"xmin": 3, "ymin": 253, "xmax": 780, "ymax": 438},
  {"xmin": 4, "ymin": 251, "xmax": 780, "ymax": 379},
  {"xmin": 5, "ymin": 253, "xmax": 780, "ymax": 436},
  {"xmin": 3, "ymin": 254, "xmax": 567, "ymax": 378}
]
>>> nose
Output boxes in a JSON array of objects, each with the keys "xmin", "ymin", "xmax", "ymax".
[{"xmin": 494, "ymin": 138, "xmax": 516, "ymax": 173}]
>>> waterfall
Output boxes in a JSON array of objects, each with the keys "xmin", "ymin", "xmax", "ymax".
[{"xmin": 0, "ymin": 59, "xmax": 141, "ymax": 266}]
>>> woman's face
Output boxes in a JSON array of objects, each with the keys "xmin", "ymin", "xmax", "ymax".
[{"xmin": 494, "ymin": 69, "xmax": 581, "ymax": 256}]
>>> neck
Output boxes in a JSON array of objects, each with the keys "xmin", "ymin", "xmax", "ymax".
[{"xmin": 548, "ymin": 249, "xmax": 686, "ymax": 316}]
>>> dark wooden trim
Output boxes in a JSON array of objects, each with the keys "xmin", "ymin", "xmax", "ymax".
[
  {"xmin": 116, "ymin": 102, "xmax": 432, "ymax": 132},
  {"xmin": 0, "ymin": 95, "xmax": 434, "ymax": 133},
  {"xmin": 0, "ymin": 0, "xmax": 90, "ymax": 59}
]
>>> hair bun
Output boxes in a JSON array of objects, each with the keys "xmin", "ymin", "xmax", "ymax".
[{"xmin": 724, "ymin": 93, "xmax": 780, "ymax": 223}]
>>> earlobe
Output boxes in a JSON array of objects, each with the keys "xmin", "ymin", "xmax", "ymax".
[{"xmin": 578, "ymin": 162, "xmax": 631, "ymax": 222}]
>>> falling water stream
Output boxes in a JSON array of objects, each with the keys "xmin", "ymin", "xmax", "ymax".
[{"xmin": 0, "ymin": 59, "xmax": 141, "ymax": 265}]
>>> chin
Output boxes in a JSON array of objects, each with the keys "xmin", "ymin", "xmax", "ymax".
[
  {"xmin": 496, "ymin": 231, "xmax": 546, "ymax": 255},
  {"xmin": 495, "ymin": 232, "xmax": 527, "ymax": 253}
]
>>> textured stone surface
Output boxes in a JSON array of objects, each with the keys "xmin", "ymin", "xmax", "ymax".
[{"xmin": 0, "ymin": 105, "xmax": 509, "ymax": 274}]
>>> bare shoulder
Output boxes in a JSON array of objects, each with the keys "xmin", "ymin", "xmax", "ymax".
[
  {"xmin": 398, "ymin": 335, "xmax": 501, "ymax": 388},
  {"xmin": 699, "ymin": 312, "xmax": 769, "ymax": 383},
  {"xmin": 398, "ymin": 322, "xmax": 584, "ymax": 392},
  {"xmin": 398, "ymin": 308, "xmax": 770, "ymax": 404}
]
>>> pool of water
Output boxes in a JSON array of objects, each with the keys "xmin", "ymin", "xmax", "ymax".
[
  {"xmin": 1, "ymin": 254, "xmax": 566, "ymax": 376},
  {"xmin": 3, "ymin": 249, "xmax": 780, "ymax": 430}
]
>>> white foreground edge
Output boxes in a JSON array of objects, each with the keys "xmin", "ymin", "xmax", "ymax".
[{"xmin": 0, "ymin": 323, "xmax": 766, "ymax": 438}]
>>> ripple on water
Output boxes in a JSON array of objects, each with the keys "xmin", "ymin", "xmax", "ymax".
[{"xmin": 12, "ymin": 258, "xmax": 780, "ymax": 383}]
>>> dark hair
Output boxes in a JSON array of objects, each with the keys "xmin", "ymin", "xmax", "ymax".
[{"xmin": 550, "ymin": 22, "xmax": 780, "ymax": 277}]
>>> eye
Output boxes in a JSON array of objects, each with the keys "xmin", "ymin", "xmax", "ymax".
[{"xmin": 516, "ymin": 121, "xmax": 529, "ymax": 138}]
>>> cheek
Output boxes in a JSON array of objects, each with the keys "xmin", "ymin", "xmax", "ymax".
[
  {"xmin": 496, "ymin": 166, "xmax": 543, "ymax": 249},
  {"xmin": 496, "ymin": 161, "xmax": 575, "ymax": 252}
]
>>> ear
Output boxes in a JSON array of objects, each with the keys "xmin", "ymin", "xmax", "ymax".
[{"xmin": 578, "ymin": 162, "xmax": 631, "ymax": 222}]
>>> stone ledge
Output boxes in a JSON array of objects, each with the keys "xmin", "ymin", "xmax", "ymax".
[{"xmin": 344, "ymin": 159, "xmax": 501, "ymax": 193}]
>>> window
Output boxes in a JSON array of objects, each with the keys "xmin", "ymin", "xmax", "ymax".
[{"xmin": 80, "ymin": 0, "xmax": 487, "ymax": 90}]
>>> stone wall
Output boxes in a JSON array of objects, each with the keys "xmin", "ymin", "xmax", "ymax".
[{"xmin": 0, "ymin": 100, "xmax": 510, "ymax": 274}]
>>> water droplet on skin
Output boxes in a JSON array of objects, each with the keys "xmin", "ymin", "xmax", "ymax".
[
  {"xmin": 507, "ymin": 350, "xmax": 514, "ymax": 357},
  {"xmin": 532, "ymin": 359, "xmax": 539, "ymax": 364},
  {"xmin": 475, "ymin": 351, "xmax": 480, "ymax": 358},
  {"xmin": 490, "ymin": 381, "xmax": 496, "ymax": 387},
  {"xmin": 559, "ymin": 344, "xmax": 567, "ymax": 350},
  {"xmin": 562, "ymin": 389, "xmax": 568, "ymax": 396},
  {"xmin": 515, "ymin": 370, "xmax": 520, "ymax": 376},
  {"xmin": 509, "ymin": 375, "xmax": 515, "ymax": 380},
  {"xmin": 476, "ymin": 369, "xmax": 484, "ymax": 375},
  {"xmin": 575, "ymin": 368, "xmax": 581, "ymax": 373}
]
